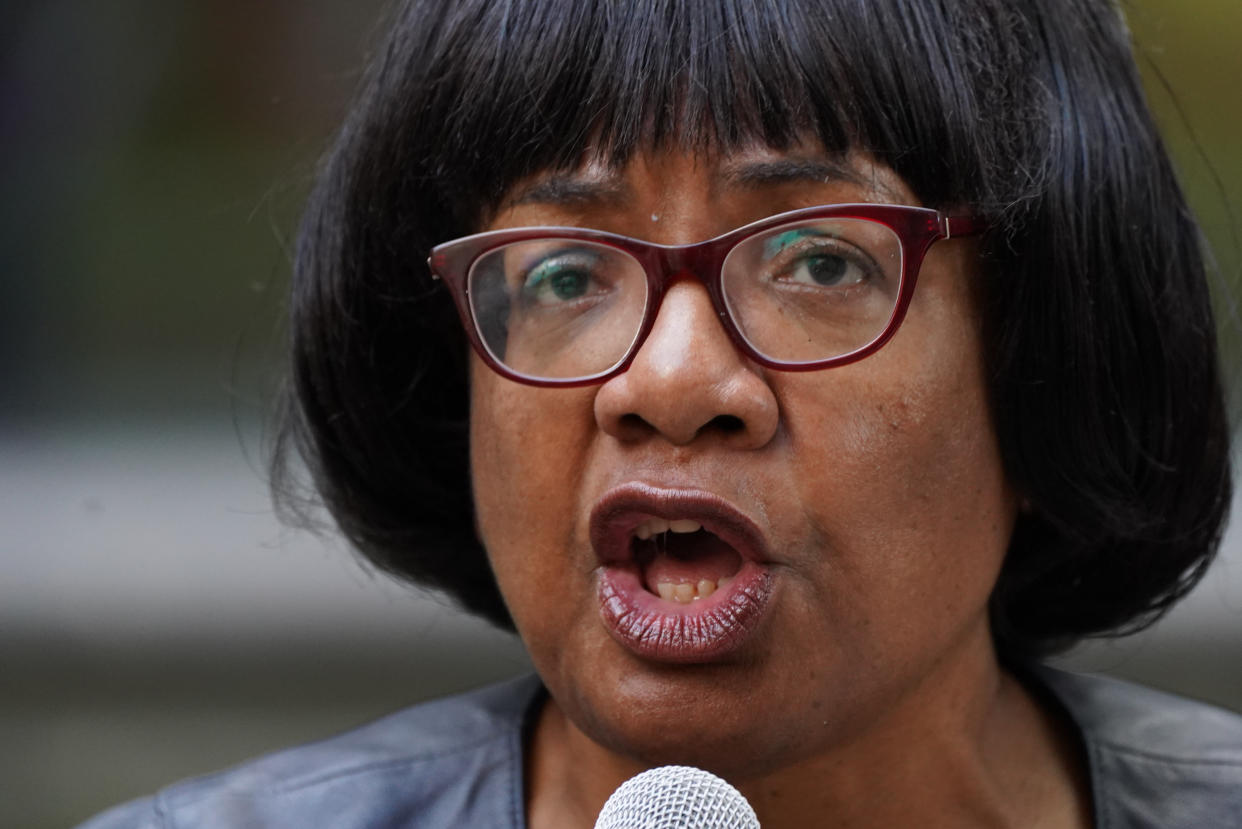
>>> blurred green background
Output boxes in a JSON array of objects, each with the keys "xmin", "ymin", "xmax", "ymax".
[{"xmin": 1, "ymin": 2, "xmax": 1239, "ymax": 828}]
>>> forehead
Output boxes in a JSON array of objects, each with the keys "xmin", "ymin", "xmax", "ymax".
[{"xmin": 490, "ymin": 146, "xmax": 917, "ymax": 231}]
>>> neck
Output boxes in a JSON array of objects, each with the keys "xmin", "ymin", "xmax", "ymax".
[{"xmin": 525, "ymin": 626, "xmax": 1089, "ymax": 828}]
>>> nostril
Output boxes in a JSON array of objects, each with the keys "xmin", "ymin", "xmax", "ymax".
[
  {"xmin": 617, "ymin": 412, "xmax": 651, "ymax": 435},
  {"xmin": 610, "ymin": 412, "xmax": 746, "ymax": 442},
  {"xmin": 708, "ymin": 414, "xmax": 745, "ymax": 433}
]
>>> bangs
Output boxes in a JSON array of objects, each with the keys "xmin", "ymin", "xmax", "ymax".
[{"xmin": 392, "ymin": 0, "xmax": 1043, "ymax": 230}]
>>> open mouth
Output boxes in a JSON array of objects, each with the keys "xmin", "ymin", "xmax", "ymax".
[
  {"xmin": 630, "ymin": 518, "xmax": 744, "ymax": 604},
  {"xmin": 590, "ymin": 484, "xmax": 775, "ymax": 662}
]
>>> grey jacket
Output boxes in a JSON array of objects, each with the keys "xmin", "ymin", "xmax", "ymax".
[{"xmin": 78, "ymin": 668, "xmax": 1242, "ymax": 828}]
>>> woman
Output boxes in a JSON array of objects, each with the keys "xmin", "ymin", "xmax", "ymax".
[{"xmin": 83, "ymin": 0, "xmax": 1240, "ymax": 826}]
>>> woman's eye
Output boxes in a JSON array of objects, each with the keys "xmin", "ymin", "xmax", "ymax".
[
  {"xmin": 541, "ymin": 268, "xmax": 592, "ymax": 300},
  {"xmin": 520, "ymin": 253, "xmax": 601, "ymax": 305},
  {"xmin": 762, "ymin": 229, "xmax": 876, "ymax": 290},
  {"xmin": 787, "ymin": 253, "xmax": 857, "ymax": 287}
]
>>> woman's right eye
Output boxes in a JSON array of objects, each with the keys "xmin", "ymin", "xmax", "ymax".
[{"xmin": 518, "ymin": 250, "xmax": 602, "ymax": 305}]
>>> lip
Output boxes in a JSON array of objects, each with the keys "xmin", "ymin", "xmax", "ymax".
[{"xmin": 590, "ymin": 482, "xmax": 775, "ymax": 663}]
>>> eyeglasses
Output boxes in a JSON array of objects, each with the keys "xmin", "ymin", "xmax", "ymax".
[{"xmin": 428, "ymin": 203, "xmax": 986, "ymax": 387}]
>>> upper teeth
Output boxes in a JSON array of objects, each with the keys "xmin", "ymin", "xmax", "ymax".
[{"xmin": 634, "ymin": 518, "xmax": 702, "ymax": 541}]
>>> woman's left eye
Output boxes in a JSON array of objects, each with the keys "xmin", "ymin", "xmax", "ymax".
[
  {"xmin": 761, "ymin": 230, "xmax": 878, "ymax": 291},
  {"xmin": 784, "ymin": 252, "xmax": 860, "ymax": 287}
]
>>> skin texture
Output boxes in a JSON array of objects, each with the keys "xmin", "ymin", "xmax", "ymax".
[{"xmin": 469, "ymin": 147, "xmax": 1090, "ymax": 827}]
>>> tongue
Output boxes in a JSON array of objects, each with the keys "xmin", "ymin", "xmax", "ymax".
[{"xmin": 640, "ymin": 531, "xmax": 743, "ymax": 589}]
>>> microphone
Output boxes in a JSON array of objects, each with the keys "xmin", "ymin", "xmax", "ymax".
[{"xmin": 593, "ymin": 765, "xmax": 760, "ymax": 828}]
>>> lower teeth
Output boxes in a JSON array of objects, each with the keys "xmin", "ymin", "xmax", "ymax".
[{"xmin": 654, "ymin": 576, "xmax": 732, "ymax": 604}]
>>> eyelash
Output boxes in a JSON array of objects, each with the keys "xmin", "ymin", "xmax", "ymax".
[
  {"xmin": 761, "ymin": 234, "xmax": 880, "ymax": 288},
  {"xmin": 518, "ymin": 251, "xmax": 602, "ymax": 303}
]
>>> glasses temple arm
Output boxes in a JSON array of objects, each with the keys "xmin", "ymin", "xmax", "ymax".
[{"xmin": 943, "ymin": 215, "xmax": 989, "ymax": 239}]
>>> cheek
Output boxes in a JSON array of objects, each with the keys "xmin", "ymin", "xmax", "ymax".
[
  {"xmin": 469, "ymin": 360, "xmax": 596, "ymax": 629},
  {"xmin": 779, "ymin": 305, "xmax": 1014, "ymax": 645}
]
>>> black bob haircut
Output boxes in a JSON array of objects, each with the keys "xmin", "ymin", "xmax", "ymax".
[{"xmin": 276, "ymin": 0, "xmax": 1232, "ymax": 660}]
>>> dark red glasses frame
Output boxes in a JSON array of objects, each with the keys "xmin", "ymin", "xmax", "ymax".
[{"xmin": 428, "ymin": 203, "xmax": 987, "ymax": 388}]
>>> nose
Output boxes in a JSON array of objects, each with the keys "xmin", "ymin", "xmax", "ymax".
[{"xmin": 593, "ymin": 280, "xmax": 779, "ymax": 448}]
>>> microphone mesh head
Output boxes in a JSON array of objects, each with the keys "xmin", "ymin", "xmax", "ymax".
[{"xmin": 593, "ymin": 765, "xmax": 760, "ymax": 829}]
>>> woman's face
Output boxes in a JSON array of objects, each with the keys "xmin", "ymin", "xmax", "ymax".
[{"xmin": 469, "ymin": 146, "xmax": 1017, "ymax": 775}]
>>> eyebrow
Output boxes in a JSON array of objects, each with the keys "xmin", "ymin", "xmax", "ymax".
[
  {"xmin": 505, "ymin": 156, "xmax": 899, "ymax": 209},
  {"xmin": 718, "ymin": 157, "xmax": 867, "ymax": 190},
  {"xmin": 507, "ymin": 175, "xmax": 630, "ymax": 209}
]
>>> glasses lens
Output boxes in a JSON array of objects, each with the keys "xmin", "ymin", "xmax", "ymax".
[
  {"xmin": 721, "ymin": 218, "xmax": 904, "ymax": 364},
  {"xmin": 467, "ymin": 239, "xmax": 649, "ymax": 380}
]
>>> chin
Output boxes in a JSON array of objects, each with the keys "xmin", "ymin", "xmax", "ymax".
[{"xmin": 563, "ymin": 661, "xmax": 820, "ymax": 780}]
